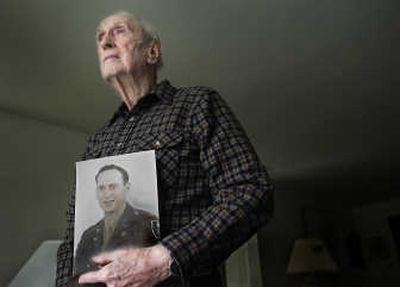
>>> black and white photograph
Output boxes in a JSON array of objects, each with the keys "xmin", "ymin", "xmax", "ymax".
[{"xmin": 74, "ymin": 150, "xmax": 159, "ymax": 276}]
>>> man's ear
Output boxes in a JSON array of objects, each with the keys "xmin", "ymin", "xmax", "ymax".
[
  {"xmin": 145, "ymin": 40, "xmax": 161, "ymax": 65},
  {"xmin": 124, "ymin": 182, "xmax": 131, "ymax": 193}
]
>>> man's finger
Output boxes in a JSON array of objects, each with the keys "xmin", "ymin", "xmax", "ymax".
[
  {"xmin": 92, "ymin": 248, "xmax": 134, "ymax": 265},
  {"xmin": 91, "ymin": 255, "xmax": 112, "ymax": 266},
  {"xmin": 91, "ymin": 251, "xmax": 117, "ymax": 265},
  {"xmin": 78, "ymin": 269, "xmax": 108, "ymax": 284}
]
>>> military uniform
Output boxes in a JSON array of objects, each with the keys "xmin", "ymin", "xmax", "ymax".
[{"xmin": 74, "ymin": 203, "xmax": 158, "ymax": 276}]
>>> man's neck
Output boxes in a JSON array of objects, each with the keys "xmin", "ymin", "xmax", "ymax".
[
  {"xmin": 104, "ymin": 202, "xmax": 127, "ymax": 226},
  {"xmin": 102, "ymin": 203, "xmax": 127, "ymax": 249},
  {"xmin": 110, "ymin": 73, "xmax": 155, "ymax": 111}
]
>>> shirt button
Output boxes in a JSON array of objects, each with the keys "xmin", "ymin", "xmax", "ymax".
[
  {"xmin": 155, "ymin": 140, "xmax": 161, "ymax": 149},
  {"xmin": 129, "ymin": 117, "xmax": 135, "ymax": 122},
  {"xmin": 117, "ymin": 143, "xmax": 123, "ymax": 147}
]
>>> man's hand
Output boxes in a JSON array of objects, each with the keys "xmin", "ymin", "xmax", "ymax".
[{"xmin": 78, "ymin": 244, "xmax": 171, "ymax": 287}]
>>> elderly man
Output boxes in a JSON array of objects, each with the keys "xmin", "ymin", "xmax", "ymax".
[
  {"xmin": 56, "ymin": 11, "xmax": 273, "ymax": 287},
  {"xmin": 73, "ymin": 164, "xmax": 158, "ymax": 277}
]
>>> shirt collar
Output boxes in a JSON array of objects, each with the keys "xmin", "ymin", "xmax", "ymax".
[
  {"xmin": 109, "ymin": 79, "xmax": 176, "ymax": 122},
  {"xmin": 149, "ymin": 79, "xmax": 176, "ymax": 104}
]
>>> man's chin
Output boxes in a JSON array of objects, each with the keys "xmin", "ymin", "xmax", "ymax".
[
  {"xmin": 103, "ymin": 207, "xmax": 116, "ymax": 213},
  {"xmin": 101, "ymin": 67, "xmax": 126, "ymax": 82},
  {"xmin": 102, "ymin": 72, "xmax": 118, "ymax": 82}
]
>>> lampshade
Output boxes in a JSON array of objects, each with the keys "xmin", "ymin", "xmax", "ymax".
[{"xmin": 287, "ymin": 237, "xmax": 339, "ymax": 274}]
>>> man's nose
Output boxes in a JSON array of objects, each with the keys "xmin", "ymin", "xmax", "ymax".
[
  {"xmin": 99, "ymin": 187, "xmax": 112, "ymax": 197},
  {"xmin": 101, "ymin": 32, "xmax": 115, "ymax": 49},
  {"xmin": 104, "ymin": 187, "xmax": 114, "ymax": 195}
]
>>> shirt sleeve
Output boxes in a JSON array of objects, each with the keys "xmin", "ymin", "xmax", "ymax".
[
  {"xmin": 55, "ymin": 192, "xmax": 75, "ymax": 287},
  {"xmin": 55, "ymin": 136, "xmax": 94, "ymax": 287},
  {"xmin": 160, "ymin": 89, "xmax": 274, "ymax": 278}
]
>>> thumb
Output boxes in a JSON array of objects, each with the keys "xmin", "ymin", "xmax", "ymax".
[{"xmin": 78, "ymin": 269, "xmax": 107, "ymax": 284}]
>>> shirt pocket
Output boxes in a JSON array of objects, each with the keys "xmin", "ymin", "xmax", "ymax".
[{"xmin": 135, "ymin": 130, "xmax": 183, "ymax": 188}]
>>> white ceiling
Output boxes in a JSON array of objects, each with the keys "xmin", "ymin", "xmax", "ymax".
[{"xmin": 1, "ymin": 0, "xmax": 399, "ymax": 204}]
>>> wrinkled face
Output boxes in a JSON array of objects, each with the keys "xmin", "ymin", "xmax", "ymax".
[
  {"xmin": 96, "ymin": 169, "xmax": 127, "ymax": 214},
  {"xmin": 96, "ymin": 14, "xmax": 145, "ymax": 81}
]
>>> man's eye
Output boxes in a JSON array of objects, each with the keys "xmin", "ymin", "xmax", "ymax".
[
  {"xmin": 97, "ymin": 33, "xmax": 104, "ymax": 42},
  {"xmin": 113, "ymin": 27, "xmax": 126, "ymax": 36}
]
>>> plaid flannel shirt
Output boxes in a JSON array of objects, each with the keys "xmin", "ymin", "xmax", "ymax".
[{"xmin": 56, "ymin": 80, "xmax": 273, "ymax": 286}]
